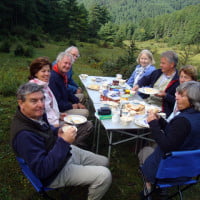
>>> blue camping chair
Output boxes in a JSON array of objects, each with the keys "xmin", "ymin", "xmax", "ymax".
[
  {"xmin": 141, "ymin": 149, "xmax": 200, "ymax": 200},
  {"xmin": 16, "ymin": 157, "xmax": 59, "ymax": 200}
]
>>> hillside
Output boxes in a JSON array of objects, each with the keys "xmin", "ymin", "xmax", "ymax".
[{"xmin": 77, "ymin": 0, "xmax": 200, "ymax": 24}]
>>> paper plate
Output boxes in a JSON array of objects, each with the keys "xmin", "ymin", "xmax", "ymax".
[
  {"xmin": 138, "ymin": 87, "xmax": 159, "ymax": 95},
  {"xmin": 64, "ymin": 115, "xmax": 87, "ymax": 125},
  {"xmin": 134, "ymin": 117, "xmax": 149, "ymax": 128}
]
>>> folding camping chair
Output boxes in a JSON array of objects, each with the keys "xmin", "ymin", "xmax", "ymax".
[
  {"xmin": 141, "ymin": 149, "xmax": 200, "ymax": 200},
  {"xmin": 16, "ymin": 157, "xmax": 70, "ymax": 200}
]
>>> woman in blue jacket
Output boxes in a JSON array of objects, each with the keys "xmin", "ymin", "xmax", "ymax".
[{"xmin": 127, "ymin": 49, "xmax": 156, "ymax": 87}]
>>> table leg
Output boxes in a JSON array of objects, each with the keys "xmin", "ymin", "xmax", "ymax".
[
  {"xmin": 96, "ymin": 119, "xmax": 101, "ymax": 153},
  {"xmin": 108, "ymin": 131, "xmax": 113, "ymax": 160}
]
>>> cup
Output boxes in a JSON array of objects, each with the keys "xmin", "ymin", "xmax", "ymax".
[
  {"xmin": 62, "ymin": 125, "xmax": 77, "ymax": 133},
  {"xmin": 116, "ymin": 74, "xmax": 122, "ymax": 80},
  {"xmin": 80, "ymin": 74, "xmax": 88, "ymax": 80},
  {"xmin": 113, "ymin": 80, "xmax": 119, "ymax": 86},
  {"xmin": 112, "ymin": 109, "xmax": 120, "ymax": 123},
  {"xmin": 157, "ymin": 112, "xmax": 166, "ymax": 119}
]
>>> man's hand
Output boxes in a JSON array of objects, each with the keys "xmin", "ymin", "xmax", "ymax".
[
  {"xmin": 72, "ymin": 104, "xmax": 79, "ymax": 109},
  {"xmin": 60, "ymin": 112, "xmax": 67, "ymax": 121},
  {"xmin": 58, "ymin": 126, "xmax": 77, "ymax": 143},
  {"xmin": 76, "ymin": 88, "xmax": 82, "ymax": 94},
  {"xmin": 132, "ymin": 85, "xmax": 139, "ymax": 91},
  {"xmin": 77, "ymin": 103, "xmax": 85, "ymax": 109},
  {"xmin": 155, "ymin": 90, "xmax": 166, "ymax": 98}
]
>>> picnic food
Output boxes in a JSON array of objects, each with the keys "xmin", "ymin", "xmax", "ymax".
[
  {"xmin": 139, "ymin": 87, "xmax": 159, "ymax": 95},
  {"xmin": 87, "ymin": 84, "xmax": 100, "ymax": 90},
  {"xmin": 124, "ymin": 103, "xmax": 145, "ymax": 113}
]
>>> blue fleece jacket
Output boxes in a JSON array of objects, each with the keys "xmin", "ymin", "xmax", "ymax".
[{"xmin": 49, "ymin": 70, "xmax": 79, "ymax": 112}]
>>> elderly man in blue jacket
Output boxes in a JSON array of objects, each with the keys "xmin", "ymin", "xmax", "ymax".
[{"xmin": 11, "ymin": 82, "xmax": 112, "ymax": 200}]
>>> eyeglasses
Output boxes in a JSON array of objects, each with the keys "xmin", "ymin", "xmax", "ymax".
[{"xmin": 72, "ymin": 54, "xmax": 80, "ymax": 58}]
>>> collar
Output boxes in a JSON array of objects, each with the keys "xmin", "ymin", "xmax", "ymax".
[{"xmin": 53, "ymin": 64, "xmax": 68, "ymax": 84}]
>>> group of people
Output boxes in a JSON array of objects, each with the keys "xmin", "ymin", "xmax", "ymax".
[
  {"xmin": 10, "ymin": 46, "xmax": 112, "ymax": 200},
  {"xmin": 10, "ymin": 46, "xmax": 200, "ymax": 200},
  {"xmin": 127, "ymin": 49, "xmax": 200, "ymax": 198}
]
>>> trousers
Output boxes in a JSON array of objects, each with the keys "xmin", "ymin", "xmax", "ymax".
[{"xmin": 48, "ymin": 145, "xmax": 112, "ymax": 200}]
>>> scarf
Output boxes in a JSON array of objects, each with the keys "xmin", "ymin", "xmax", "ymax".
[{"xmin": 53, "ymin": 64, "xmax": 68, "ymax": 85}]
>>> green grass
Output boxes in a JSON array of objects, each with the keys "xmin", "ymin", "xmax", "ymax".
[{"xmin": 0, "ymin": 40, "xmax": 200, "ymax": 199}]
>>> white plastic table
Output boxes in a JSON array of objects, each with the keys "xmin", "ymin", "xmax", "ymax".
[{"xmin": 80, "ymin": 75, "xmax": 154, "ymax": 159}]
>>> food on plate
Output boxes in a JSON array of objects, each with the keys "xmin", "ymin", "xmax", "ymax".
[
  {"xmin": 145, "ymin": 105, "xmax": 161, "ymax": 113},
  {"xmin": 87, "ymin": 84, "xmax": 100, "ymax": 90},
  {"xmin": 101, "ymin": 101, "xmax": 119, "ymax": 108},
  {"xmin": 139, "ymin": 87, "xmax": 159, "ymax": 95},
  {"xmin": 124, "ymin": 103, "xmax": 145, "ymax": 113},
  {"xmin": 64, "ymin": 115, "xmax": 87, "ymax": 125}
]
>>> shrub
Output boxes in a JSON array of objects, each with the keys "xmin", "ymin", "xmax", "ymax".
[
  {"xmin": 0, "ymin": 68, "xmax": 24, "ymax": 96},
  {"xmin": 24, "ymin": 46, "xmax": 34, "ymax": 57},
  {"xmin": 0, "ymin": 40, "xmax": 11, "ymax": 53},
  {"xmin": 14, "ymin": 44, "xmax": 34, "ymax": 57},
  {"xmin": 14, "ymin": 44, "xmax": 25, "ymax": 56}
]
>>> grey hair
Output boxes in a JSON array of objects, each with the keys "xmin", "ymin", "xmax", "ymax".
[
  {"xmin": 176, "ymin": 81, "xmax": 200, "ymax": 111},
  {"xmin": 17, "ymin": 82, "xmax": 44, "ymax": 102},
  {"xmin": 65, "ymin": 46, "xmax": 79, "ymax": 55},
  {"xmin": 56, "ymin": 52, "xmax": 74, "ymax": 63},
  {"xmin": 161, "ymin": 51, "xmax": 178, "ymax": 67},
  {"xmin": 136, "ymin": 49, "xmax": 155, "ymax": 65}
]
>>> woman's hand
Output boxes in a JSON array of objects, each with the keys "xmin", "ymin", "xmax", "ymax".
[
  {"xmin": 147, "ymin": 110, "xmax": 159, "ymax": 123},
  {"xmin": 60, "ymin": 112, "xmax": 67, "ymax": 121},
  {"xmin": 77, "ymin": 103, "xmax": 86, "ymax": 109}
]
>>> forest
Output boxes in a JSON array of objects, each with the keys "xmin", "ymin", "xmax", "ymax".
[
  {"xmin": 1, "ymin": 1, "xmax": 200, "ymax": 199},
  {"xmin": 0, "ymin": 0, "xmax": 200, "ymax": 48},
  {"xmin": 77, "ymin": 0, "xmax": 200, "ymax": 24}
]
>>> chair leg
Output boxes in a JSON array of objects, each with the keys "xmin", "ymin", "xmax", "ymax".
[
  {"xmin": 40, "ymin": 191, "xmax": 55, "ymax": 200},
  {"xmin": 178, "ymin": 186, "xmax": 183, "ymax": 200}
]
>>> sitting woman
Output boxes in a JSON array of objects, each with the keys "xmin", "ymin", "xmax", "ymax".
[
  {"xmin": 167, "ymin": 65, "xmax": 198, "ymax": 122},
  {"xmin": 28, "ymin": 57, "xmax": 93, "ymax": 149},
  {"xmin": 127, "ymin": 49, "xmax": 156, "ymax": 87},
  {"xmin": 140, "ymin": 81, "xmax": 200, "ymax": 196}
]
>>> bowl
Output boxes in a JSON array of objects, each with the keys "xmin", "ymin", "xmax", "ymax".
[
  {"xmin": 80, "ymin": 74, "xmax": 88, "ymax": 80},
  {"xmin": 120, "ymin": 116, "xmax": 133, "ymax": 125}
]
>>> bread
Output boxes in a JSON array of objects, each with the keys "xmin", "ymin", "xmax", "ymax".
[
  {"xmin": 124, "ymin": 104, "xmax": 145, "ymax": 112},
  {"xmin": 87, "ymin": 84, "xmax": 100, "ymax": 90}
]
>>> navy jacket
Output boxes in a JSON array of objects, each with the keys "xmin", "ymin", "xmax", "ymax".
[
  {"xmin": 137, "ymin": 69, "xmax": 179, "ymax": 117},
  {"xmin": 52, "ymin": 61, "xmax": 78, "ymax": 94},
  {"xmin": 11, "ymin": 109, "xmax": 72, "ymax": 186},
  {"xmin": 142, "ymin": 108, "xmax": 200, "ymax": 183},
  {"xmin": 49, "ymin": 70, "xmax": 79, "ymax": 112}
]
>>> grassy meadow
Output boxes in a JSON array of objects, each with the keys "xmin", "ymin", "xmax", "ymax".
[{"xmin": 0, "ymin": 40, "xmax": 200, "ymax": 200}]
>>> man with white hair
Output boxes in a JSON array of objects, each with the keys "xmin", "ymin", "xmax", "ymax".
[{"xmin": 49, "ymin": 52, "xmax": 89, "ymax": 117}]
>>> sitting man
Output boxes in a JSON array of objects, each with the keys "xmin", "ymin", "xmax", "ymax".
[
  {"xmin": 52, "ymin": 46, "xmax": 85, "ymax": 103},
  {"xmin": 49, "ymin": 52, "xmax": 89, "ymax": 117},
  {"xmin": 10, "ymin": 82, "xmax": 112, "ymax": 200},
  {"xmin": 133, "ymin": 50, "xmax": 179, "ymax": 117}
]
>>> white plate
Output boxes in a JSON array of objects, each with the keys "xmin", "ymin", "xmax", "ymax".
[
  {"xmin": 64, "ymin": 115, "xmax": 87, "ymax": 125},
  {"xmin": 134, "ymin": 118, "xmax": 149, "ymax": 128},
  {"xmin": 138, "ymin": 87, "xmax": 159, "ymax": 95}
]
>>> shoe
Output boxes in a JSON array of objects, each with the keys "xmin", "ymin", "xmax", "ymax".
[
  {"xmin": 152, "ymin": 188, "xmax": 168, "ymax": 200},
  {"xmin": 140, "ymin": 190, "xmax": 152, "ymax": 200}
]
